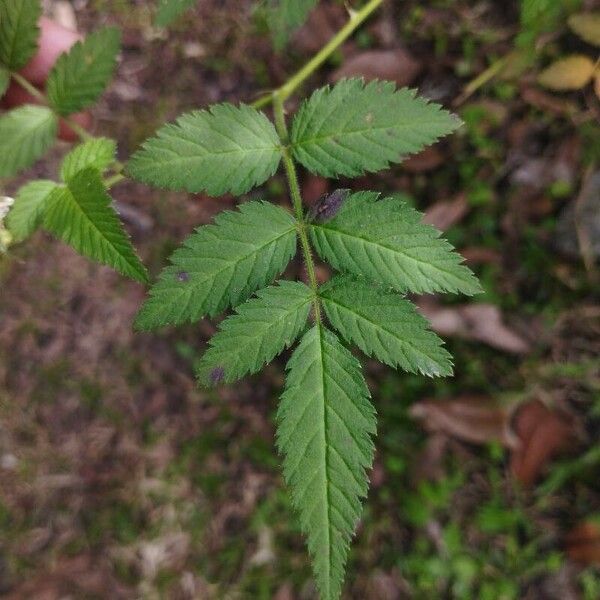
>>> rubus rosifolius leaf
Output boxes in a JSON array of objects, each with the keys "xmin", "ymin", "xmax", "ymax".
[
  {"xmin": 197, "ymin": 281, "xmax": 313, "ymax": 385},
  {"xmin": 134, "ymin": 201, "xmax": 297, "ymax": 330},
  {"xmin": 155, "ymin": 0, "xmax": 197, "ymax": 27},
  {"xmin": 310, "ymin": 191, "xmax": 481, "ymax": 295},
  {"xmin": 60, "ymin": 137, "xmax": 117, "ymax": 182},
  {"xmin": 320, "ymin": 275, "xmax": 453, "ymax": 377},
  {"xmin": 43, "ymin": 167, "xmax": 148, "ymax": 283},
  {"xmin": 277, "ymin": 324, "xmax": 376, "ymax": 600},
  {"xmin": 127, "ymin": 104, "xmax": 282, "ymax": 196},
  {"xmin": 5, "ymin": 180, "xmax": 58, "ymax": 242},
  {"xmin": 0, "ymin": 105, "xmax": 58, "ymax": 178},
  {"xmin": 131, "ymin": 77, "xmax": 477, "ymax": 600},
  {"xmin": 290, "ymin": 78, "xmax": 461, "ymax": 178},
  {"xmin": 0, "ymin": 0, "xmax": 42, "ymax": 70},
  {"xmin": 46, "ymin": 27, "xmax": 121, "ymax": 116}
]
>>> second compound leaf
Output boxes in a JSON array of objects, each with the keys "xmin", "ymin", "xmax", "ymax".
[
  {"xmin": 320, "ymin": 275, "xmax": 453, "ymax": 377},
  {"xmin": 43, "ymin": 168, "xmax": 148, "ymax": 283},
  {"xmin": 277, "ymin": 324, "xmax": 376, "ymax": 600},
  {"xmin": 0, "ymin": 105, "xmax": 58, "ymax": 178},
  {"xmin": 0, "ymin": 0, "xmax": 41, "ymax": 70},
  {"xmin": 5, "ymin": 180, "xmax": 58, "ymax": 242},
  {"xmin": 46, "ymin": 27, "xmax": 121, "ymax": 116},
  {"xmin": 135, "ymin": 201, "xmax": 297, "ymax": 330},
  {"xmin": 128, "ymin": 104, "xmax": 282, "ymax": 196},
  {"xmin": 310, "ymin": 191, "xmax": 481, "ymax": 296},
  {"xmin": 60, "ymin": 137, "xmax": 117, "ymax": 182},
  {"xmin": 197, "ymin": 280, "xmax": 313, "ymax": 385}
]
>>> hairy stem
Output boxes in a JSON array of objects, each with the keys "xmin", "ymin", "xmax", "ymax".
[
  {"xmin": 273, "ymin": 93, "xmax": 321, "ymax": 322},
  {"xmin": 252, "ymin": 0, "xmax": 384, "ymax": 109},
  {"xmin": 11, "ymin": 71, "xmax": 93, "ymax": 142}
]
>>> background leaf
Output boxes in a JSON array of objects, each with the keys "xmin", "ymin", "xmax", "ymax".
[
  {"xmin": 135, "ymin": 201, "xmax": 297, "ymax": 330},
  {"xmin": 291, "ymin": 78, "xmax": 461, "ymax": 179},
  {"xmin": 46, "ymin": 27, "xmax": 121, "ymax": 116},
  {"xmin": 43, "ymin": 168, "xmax": 148, "ymax": 283},
  {"xmin": 0, "ymin": 67, "xmax": 9, "ymax": 99},
  {"xmin": 128, "ymin": 104, "xmax": 282, "ymax": 196},
  {"xmin": 197, "ymin": 281, "xmax": 313, "ymax": 385},
  {"xmin": 155, "ymin": 0, "xmax": 197, "ymax": 27},
  {"xmin": 268, "ymin": 0, "xmax": 318, "ymax": 50},
  {"xmin": 60, "ymin": 137, "xmax": 117, "ymax": 182},
  {"xmin": 277, "ymin": 324, "xmax": 376, "ymax": 600},
  {"xmin": 310, "ymin": 191, "xmax": 481, "ymax": 295},
  {"xmin": 0, "ymin": 105, "xmax": 58, "ymax": 178},
  {"xmin": 568, "ymin": 13, "xmax": 600, "ymax": 47},
  {"xmin": 0, "ymin": 0, "xmax": 41, "ymax": 70},
  {"xmin": 320, "ymin": 275, "xmax": 453, "ymax": 377},
  {"xmin": 5, "ymin": 180, "xmax": 57, "ymax": 243},
  {"xmin": 538, "ymin": 55, "xmax": 596, "ymax": 90}
]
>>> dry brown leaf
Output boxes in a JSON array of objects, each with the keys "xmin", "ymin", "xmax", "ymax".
[
  {"xmin": 417, "ymin": 301, "xmax": 531, "ymax": 354},
  {"xmin": 403, "ymin": 146, "xmax": 445, "ymax": 173},
  {"xmin": 410, "ymin": 396, "xmax": 519, "ymax": 448},
  {"xmin": 510, "ymin": 401, "xmax": 576, "ymax": 487},
  {"xmin": 568, "ymin": 13, "xmax": 600, "ymax": 47},
  {"xmin": 538, "ymin": 55, "xmax": 595, "ymax": 91},
  {"xmin": 330, "ymin": 49, "xmax": 422, "ymax": 87},
  {"xmin": 565, "ymin": 521, "xmax": 600, "ymax": 565},
  {"xmin": 423, "ymin": 194, "xmax": 469, "ymax": 231},
  {"xmin": 595, "ymin": 71, "xmax": 600, "ymax": 100}
]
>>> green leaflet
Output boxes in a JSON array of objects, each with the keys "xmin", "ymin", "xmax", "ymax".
[
  {"xmin": 197, "ymin": 281, "xmax": 313, "ymax": 385},
  {"xmin": 0, "ymin": 105, "xmax": 58, "ymax": 178},
  {"xmin": 277, "ymin": 324, "xmax": 376, "ymax": 600},
  {"xmin": 0, "ymin": 0, "xmax": 41, "ymax": 70},
  {"xmin": 268, "ymin": 0, "xmax": 318, "ymax": 50},
  {"xmin": 310, "ymin": 191, "xmax": 481, "ymax": 295},
  {"xmin": 155, "ymin": 0, "xmax": 197, "ymax": 27},
  {"xmin": 127, "ymin": 104, "xmax": 282, "ymax": 196},
  {"xmin": 135, "ymin": 201, "xmax": 297, "ymax": 330},
  {"xmin": 46, "ymin": 27, "xmax": 121, "ymax": 116},
  {"xmin": 43, "ymin": 168, "xmax": 148, "ymax": 283},
  {"xmin": 5, "ymin": 180, "xmax": 58, "ymax": 242},
  {"xmin": 0, "ymin": 67, "xmax": 9, "ymax": 99},
  {"xmin": 320, "ymin": 275, "xmax": 453, "ymax": 377},
  {"xmin": 290, "ymin": 78, "xmax": 461, "ymax": 178},
  {"xmin": 61, "ymin": 138, "xmax": 117, "ymax": 182}
]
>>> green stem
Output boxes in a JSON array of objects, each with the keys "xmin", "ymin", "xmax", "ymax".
[
  {"xmin": 252, "ymin": 0, "xmax": 384, "ymax": 108},
  {"xmin": 273, "ymin": 94, "xmax": 321, "ymax": 321},
  {"xmin": 104, "ymin": 173, "xmax": 126, "ymax": 189}
]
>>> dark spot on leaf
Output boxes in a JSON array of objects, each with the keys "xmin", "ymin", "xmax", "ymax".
[
  {"xmin": 310, "ymin": 189, "xmax": 350, "ymax": 223},
  {"xmin": 177, "ymin": 271, "xmax": 190, "ymax": 282},
  {"xmin": 210, "ymin": 366, "xmax": 225, "ymax": 385}
]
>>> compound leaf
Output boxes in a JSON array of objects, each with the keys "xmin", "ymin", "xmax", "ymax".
[
  {"xmin": 310, "ymin": 191, "xmax": 481, "ymax": 296},
  {"xmin": 277, "ymin": 324, "xmax": 375, "ymax": 600},
  {"xmin": 43, "ymin": 168, "xmax": 148, "ymax": 283},
  {"xmin": 0, "ymin": 0, "xmax": 41, "ymax": 70},
  {"xmin": 291, "ymin": 78, "xmax": 461, "ymax": 179},
  {"xmin": 5, "ymin": 180, "xmax": 57, "ymax": 242},
  {"xmin": 46, "ymin": 27, "xmax": 121, "ymax": 116},
  {"xmin": 135, "ymin": 201, "xmax": 297, "ymax": 330},
  {"xmin": 0, "ymin": 105, "xmax": 58, "ymax": 178},
  {"xmin": 128, "ymin": 104, "xmax": 282, "ymax": 196},
  {"xmin": 155, "ymin": 0, "xmax": 197, "ymax": 27},
  {"xmin": 60, "ymin": 137, "xmax": 117, "ymax": 182},
  {"xmin": 320, "ymin": 275, "xmax": 452, "ymax": 377},
  {"xmin": 197, "ymin": 280, "xmax": 313, "ymax": 385}
]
